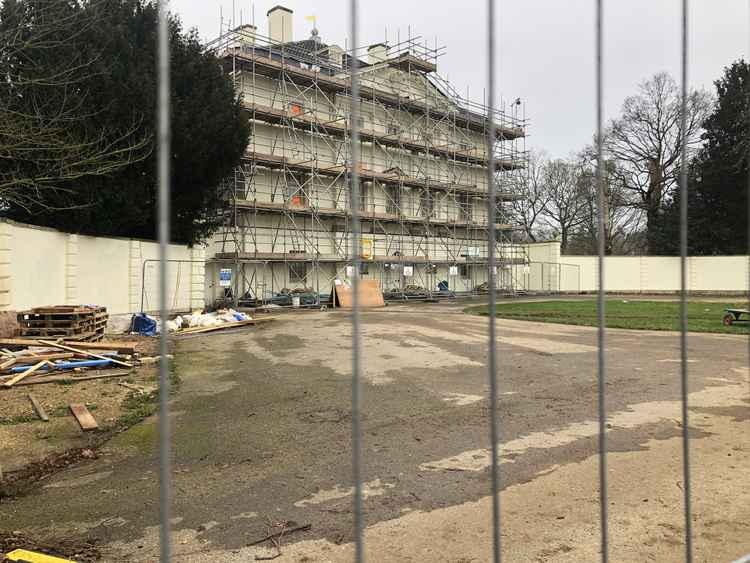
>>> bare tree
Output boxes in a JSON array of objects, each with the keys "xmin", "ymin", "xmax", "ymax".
[
  {"xmin": 571, "ymin": 154, "xmax": 642, "ymax": 255},
  {"xmin": 0, "ymin": 0, "xmax": 150, "ymax": 211},
  {"xmin": 603, "ymin": 71, "xmax": 712, "ymax": 252},
  {"xmin": 540, "ymin": 159, "xmax": 588, "ymax": 252},
  {"xmin": 507, "ymin": 150, "xmax": 551, "ymax": 242}
]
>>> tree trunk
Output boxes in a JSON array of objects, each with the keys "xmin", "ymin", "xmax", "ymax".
[{"xmin": 645, "ymin": 159, "xmax": 664, "ymax": 254}]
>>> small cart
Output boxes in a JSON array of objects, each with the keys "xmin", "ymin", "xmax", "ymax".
[{"xmin": 722, "ymin": 308, "xmax": 749, "ymax": 326}]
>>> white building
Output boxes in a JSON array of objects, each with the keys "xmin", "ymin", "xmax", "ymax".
[{"xmin": 205, "ymin": 5, "xmax": 528, "ymax": 306}]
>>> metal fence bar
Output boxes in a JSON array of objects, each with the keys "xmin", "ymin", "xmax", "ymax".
[
  {"xmin": 486, "ymin": 2, "xmax": 501, "ymax": 562},
  {"xmin": 349, "ymin": 1, "xmax": 364, "ymax": 561},
  {"xmin": 678, "ymin": 1, "xmax": 694, "ymax": 560},
  {"xmin": 157, "ymin": 0, "xmax": 172, "ymax": 561},
  {"xmin": 595, "ymin": 1, "xmax": 609, "ymax": 561}
]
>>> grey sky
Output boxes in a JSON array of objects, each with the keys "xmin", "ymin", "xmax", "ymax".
[{"xmin": 171, "ymin": 0, "xmax": 747, "ymax": 158}]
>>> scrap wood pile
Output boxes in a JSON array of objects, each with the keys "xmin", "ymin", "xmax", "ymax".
[
  {"xmin": 0, "ymin": 339, "xmax": 149, "ymax": 430},
  {"xmin": 16, "ymin": 305, "xmax": 108, "ymax": 342},
  {"xmin": 133, "ymin": 308, "xmax": 275, "ymax": 337},
  {"xmin": 0, "ymin": 338, "xmax": 137, "ymax": 390}
]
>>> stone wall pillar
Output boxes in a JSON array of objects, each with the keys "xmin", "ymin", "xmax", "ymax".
[
  {"xmin": 128, "ymin": 240, "xmax": 142, "ymax": 313},
  {"xmin": 64, "ymin": 234, "xmax": 78, "ymax": 305},
  {"xmin": 0, "ymin": 223, "xmax": 12, "ymax": 308},
  {"xmin": 190, "ymin": 245, "xmax": 206, "ymax": 311}
]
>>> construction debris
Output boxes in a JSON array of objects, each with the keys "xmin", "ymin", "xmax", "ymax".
[
  {"xmin": 16, "ymin": 305, "xmax": 108, "ymax": 342},
  {"xmin": 0, "ymin": 338, "xmax": 138, "ymax": 389},
  {"xmin": 68, "ymin": 404, "xmax": 98, "ymax": 431},
  {"xmin": 4, "ymin": 548, "xmax": 76, "ymax": 563},
  {"xmin": 0, "ymin": 339, "xmax": 138, "ymax": 354},
  {"xmin": 3, "ymin": 360, "xmax": 48, "ymax": 388},
  {"xmin": 27, "ymin": 394, "xmax": 49, "ymax": 422},
  {"xmin": 37, "ymin": 340, "xmax": 133, "ymax": 368},
  {"xmin": 132, "ymin": 309, "xmax": 274, "ymax": 337},
  {"xmin": 9, "ymin": 370, "xmax": 130, "ymax": 387}
]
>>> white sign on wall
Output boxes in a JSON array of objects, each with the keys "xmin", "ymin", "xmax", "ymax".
[
  {"xmin": 345, "ymin": 265, "xmax": 354, "ymax": 277},
  {"xmin": 449, "ymin": 266, "xmax": 458, "ymax": 276},
  {"xmin": 403, "ymin": 266, "xmax": 413, "ymax": 277},
  {"xmin": 219, "ymin": 268, "xmax": 232, "ymax": 287}
]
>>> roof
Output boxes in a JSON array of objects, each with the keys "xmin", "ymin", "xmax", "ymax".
[{"xmin": 267, "ymin": 5, "xmax": 293, "ymax": 16}]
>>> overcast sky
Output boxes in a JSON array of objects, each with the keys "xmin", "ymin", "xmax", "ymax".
[{"xmin": 170, "ymin": 0, "xmax": 747, "ymax": 158}]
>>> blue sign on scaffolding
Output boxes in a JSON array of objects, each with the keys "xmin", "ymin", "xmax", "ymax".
[{"xmin": 219, "ymin": 268, "xmax": 232, "ymax": 287}]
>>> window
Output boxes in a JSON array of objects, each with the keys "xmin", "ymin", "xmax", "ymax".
[
  {"xmin": 458, "ymin": 193, "xmax": 472, "ymax": 221},
  {"xmin": 387, "ymin": 124, "xmax": 400, "ymax": 136},
  {"xmin": 359, "ymin": 182, "xmax": 369, "ymax": 212},
  {"xmin": 459, "ymin": 263, "xmax": 470, "ymax": 278},
  {"xmin": 420, "ymin": 191, "xmax": 434, "ymax": 218},
  {"xmin": 386, "ymin": 186, "xmax": 401, "ymax": 215},
  {"xmin": 287, "ymin": 173, "xmax": 308, "ymax": 206},
  {"xmin": 289, "ymin": 262, "xmax": 307, "ymax": 283},
  {"xmin": 359, "ymin": 262, "xmax": 369, "ymax": 275},
  {"xmin": 357, "ymin": 112, "xmax": 371, "ymax": 129}
]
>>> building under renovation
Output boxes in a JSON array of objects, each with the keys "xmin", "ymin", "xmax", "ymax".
[{"xmin": 205, "ymin": 5, "xmax": 528, "ymax": 306}]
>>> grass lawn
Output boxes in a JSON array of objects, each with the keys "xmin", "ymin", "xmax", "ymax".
[{"xmin": 465, "ymin": 299, "xmax": 750, "ymax": 334}]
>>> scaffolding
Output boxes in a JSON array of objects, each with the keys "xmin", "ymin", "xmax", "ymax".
[{"xmin": 205, "ymin": 25, "xmax": 529, "ymax": 307}]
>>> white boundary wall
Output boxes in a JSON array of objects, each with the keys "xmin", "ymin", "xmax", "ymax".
[
  {"xmin": 0, "ymin": 220, "xmax": 205, "ymax": 314},
  {"xmin": 559, "ymin": 254, "xmax": 749, "ymax": 293}
]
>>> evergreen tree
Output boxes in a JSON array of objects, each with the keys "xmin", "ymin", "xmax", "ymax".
[
  {"xmin": 2, "ymin": 0, "xmax": 249, "ymax": 244},
  {"xmin": 654, "ymin": 60, "xmax": 748, "ymax": 255}
]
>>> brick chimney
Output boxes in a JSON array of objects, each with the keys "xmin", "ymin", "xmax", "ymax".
[{"xmin": 368, "ymin": 43, "xmax": 388, "ymax": 64}]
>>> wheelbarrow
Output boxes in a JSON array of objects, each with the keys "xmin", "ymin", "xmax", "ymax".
[{"xmin": 722, "ymin": 308, "xmax": 749, "ymax": 326}]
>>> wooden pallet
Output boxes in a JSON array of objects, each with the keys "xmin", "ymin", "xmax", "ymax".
[{"xmin": 16, "ymin": 306, "xmax": 108, "ymax": 342}]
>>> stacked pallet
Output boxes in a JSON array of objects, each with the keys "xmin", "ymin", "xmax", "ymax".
[{"xmin": 16, "ymin": 305, "xmax": 108, "ymax": 342}]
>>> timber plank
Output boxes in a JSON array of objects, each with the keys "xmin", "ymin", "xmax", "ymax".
[
  {"xmin": 0, "ymin": 339, "xmax": 137, "ymax": 354},
  {"xmin": 7, "ymin": 370, "xmax": 130, "ymax": 387},
  {"xmin": 28, "ymin": 393, "xmax": 49, "ymax": 421},
  {"xmin": 3, "ymin": 360, "xmax": 48, "ymax": 388},
  {"xmin": 37, "ymin": 340, "xmax": 133, "ymax": 368},
  {"xmin": 69, "ymin": 403, "xmax": 98, "ymax": 430}
]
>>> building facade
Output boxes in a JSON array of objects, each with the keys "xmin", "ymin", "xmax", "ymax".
[{"xmin": 205, "ymin": 5, "xmax": 528, "ymax": 306}]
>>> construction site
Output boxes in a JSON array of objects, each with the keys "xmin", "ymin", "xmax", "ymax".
[
  {"xmin": 3, "ymin": 2, "xmax": 750, "ymax": 562},
  {"xmin": 204, "ymin": 5, "xmax": 529, "ymax": 307}
]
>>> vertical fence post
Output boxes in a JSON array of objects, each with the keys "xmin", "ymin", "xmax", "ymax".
[
  {"xmin": 679, "ymin": 1, "xmax": 694, "ymax": 560},
  {"xmin": 157, "ymin": 0, "xmax": 172, "ymax": 560},
  {"xmin": 595, "ymin": 0, "xmax": 609, "ymax": 561},
  {"xmin": 486, "ymin": 1, "xmax": 501, "ymax": 561},
  {"xmin": 349, "ymin": 1, "xmax": 364, "ymax": 561}
]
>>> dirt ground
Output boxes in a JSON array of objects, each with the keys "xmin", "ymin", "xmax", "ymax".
[
  {"xmin": 0, "ymin": 336, "xmax": 160, "ymax": 477},
  {"xmin": 0, "ymin": 300, "xmax": 748, "ymax": 562}
]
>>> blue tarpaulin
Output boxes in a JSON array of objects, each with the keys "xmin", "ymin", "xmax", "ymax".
[
  {"xmin": 9, "ymin": 359, "xmax": 113, "ymax": 372},
  {"xmin": 132, "ymin": 313, "xmax": 158, "ymax": 336}
]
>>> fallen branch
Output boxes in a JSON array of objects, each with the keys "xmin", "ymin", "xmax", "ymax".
[{"xmin": 247, "ymin": 523, "xmax": 311, "ymax": 547}]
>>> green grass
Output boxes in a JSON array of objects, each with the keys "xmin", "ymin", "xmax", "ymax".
[
  {"xmin": 465, "ymin": 299, "xmax": 750, "ymax": 334},
  {"xmin": 116, "ymin": 358, "xmax": 179, "ymax": 428},
  {"xmin": 0, "ymin": 414, "xmax": 38, "ymax": 426}
]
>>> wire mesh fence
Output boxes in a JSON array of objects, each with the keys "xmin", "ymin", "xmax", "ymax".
[{"xmin": 150, "ymin": 1, "xmax": 743, "ymax": 561}]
